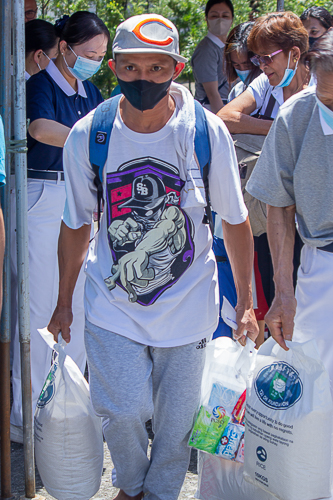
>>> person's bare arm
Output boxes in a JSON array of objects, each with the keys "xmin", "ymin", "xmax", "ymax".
[
  {"xmin": 222, "ymin": 217, "xmax": 258, "ymax": 342},
  {"xmin": 265, "ymin": 204, "xmax": 297, "ymax": 351},
  {"xmin": 28, "ymin": 118, "xmax": 71, "ymax": 148},
  {"xmin": 48, "ymin": 221, "xmax": 91, "ymax": 343},
  {"xmin": 217, "ymin": 90, "xmax": 271, "ymax": 135},
  {"xmin": 202, "ymin": 81, "xmax": 224, "ymax": 114}
]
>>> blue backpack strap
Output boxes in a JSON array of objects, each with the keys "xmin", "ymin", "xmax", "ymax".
[
  {"xmin": 89, "ymin": 94, "xmax": 122, "ymax": 229},
  {"xmin": 194, "ymin": 101, "xmax": 236, "ymax": 340},
  {"xmin": 194, "ymin": 100, "xmax": 211, "ymax": 172},
  {"xmin": 194, "ymin": 100, "xmax": 214, "ymax": 233}
]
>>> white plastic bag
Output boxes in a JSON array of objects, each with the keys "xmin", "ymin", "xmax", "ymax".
[
  {"xmin": 34, "ymin": 329, "xmax": 103, "ymax": 500},
  {"xmin": 197, "ymin": 453, "xmax": 276, "ymax": 500},
  {"xmin": 196, "ymin": 337, "xmax": 276, "ymax": 500},
  {"xmin": 189, "ymin": 336, "xmax": 254, "ymax": 457},
  {"xmin": 244, "ymin": 337, "xmax": 333, "ymax": 500}
]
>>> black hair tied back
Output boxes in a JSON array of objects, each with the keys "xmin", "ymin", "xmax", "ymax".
[
  {"xmin": 25, "ymin": 19, "xmax": 58, "ymax": 56},
  {"xmin": 54, "ymin": 11, "xmax": 110, "ymax": 46},
  {"xmin": 55, "ymin": 15, "xmax": 70, "ymax": 36}
]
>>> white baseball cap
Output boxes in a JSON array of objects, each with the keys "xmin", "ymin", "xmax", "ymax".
[{"xmin": 112, "ymin": 14, "xmax": 188, "ymax": 63}]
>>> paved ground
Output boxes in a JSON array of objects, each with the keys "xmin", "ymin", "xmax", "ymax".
[
  {"xmin": 5, "ymin": 428, "xmax": 199, "ymax": 500},
  {"xmin": 3, "ymin": 354, "xmax": 199, "ymax": 500}
]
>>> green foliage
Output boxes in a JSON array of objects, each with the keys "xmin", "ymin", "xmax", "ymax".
[
  {"xmin": 39, "ymin": 0, "xmax": 333, "ymax": 97},
  {"xmin": 233, "ymin": 0, "xmax": 251, "ymax": 25},
  {"xmin": 257, "ymin": 0, "xmax": 332, "ymax": 16}
]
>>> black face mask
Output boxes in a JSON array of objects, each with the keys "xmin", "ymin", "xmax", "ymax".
[
  {"xmin": 117, "ymin": 77, "xmax": 172, "ymax": 112},
  {"xmin": 309, "ymin": 35, "xmax": 323, "ymax": 49}
]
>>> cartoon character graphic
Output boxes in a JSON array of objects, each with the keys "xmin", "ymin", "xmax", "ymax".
[{"xmin": 104, "ymin": 158, "xmax": 194, "ymax": 305}]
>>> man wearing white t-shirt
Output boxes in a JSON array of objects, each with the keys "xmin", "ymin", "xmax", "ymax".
[{"xmin": 48, "ymin": 14, "xmax": 258, "ymax": 500}]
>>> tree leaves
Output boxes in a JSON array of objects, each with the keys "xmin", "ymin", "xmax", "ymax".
[{"xmin": 40, "ymin": 0, "xmax": 333, "ymax": 97}]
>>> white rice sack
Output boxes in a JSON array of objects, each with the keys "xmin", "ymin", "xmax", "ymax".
[
  {"xmin": 34, "ymin": 329, "xmax": 103, "ymax": 500},
  {"xmin": 243, "ymin": 337, "xmax": 333, "ymax": 500}
]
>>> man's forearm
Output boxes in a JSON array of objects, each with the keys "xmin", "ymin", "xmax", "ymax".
[
  {"xmin": 222, "ymin": 217, "xmax": 253, "ymax": 306},
  {"xmin": 266, "ymin": 205, "xmax": 296, "ymax": 294},
  {"xmin": 222, "ymin": 217, "xmax": 258, "ymax": 341},
  {"xmin": 48, "ymin": 222, "xmax": 91, "ymax": 343},
  {"xmin": 57, "ymin": 221, "xmax": 91, "ymax": 307}
]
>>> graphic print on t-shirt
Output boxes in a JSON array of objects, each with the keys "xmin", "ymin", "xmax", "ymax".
[{"xmin": 104, "ymin": 157, "xmax": 195, "ymax": 306}]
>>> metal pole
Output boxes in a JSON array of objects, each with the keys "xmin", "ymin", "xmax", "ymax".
[
  {"xmin": 0, "ymin": 0, "xmax": 13, "ymax": 497},
  {"xmin": 277, "ymin": 0, "xmax": 284, "ymax": 11},
  {"xmin": 12, "ymin": 0, "xmax": 35, "ymax": 496},
  {"xmin": 0, "ymin": 342, "xmax": 11, "ymax": 500}
]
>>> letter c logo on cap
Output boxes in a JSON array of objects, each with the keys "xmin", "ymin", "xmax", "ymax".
[{"xmin": 132, "ymin": 18, "xmax": 173, "ymax": 46}]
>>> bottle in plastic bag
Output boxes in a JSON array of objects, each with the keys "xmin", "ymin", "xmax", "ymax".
[{"xmin": 189, "ymin": 336, "xmax": 254, "ymax": 457}]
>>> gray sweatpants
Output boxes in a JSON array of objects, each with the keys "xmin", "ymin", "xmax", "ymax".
[{"xmin": 85, "ymin": 319, "xmax": 206, "ymax": 500}]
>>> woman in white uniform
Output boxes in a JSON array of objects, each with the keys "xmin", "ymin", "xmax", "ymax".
[
  {"xmin": 11, "ymin": 21, "xmax": 59, "ymax": 355},
  {"xmin": 10, "ymin": 11, "xmax": 109, "ymax": 443},
  {"xmin": 218, "ymin": 11, "xmax": 310, "ymax": 133},
  {"xmin": 217, "ymin": 12, "xmax": 309, "ymax": 338},
  {"xmin": 224, "ymin": 21, "xmax": 261, "ymax": 102}
]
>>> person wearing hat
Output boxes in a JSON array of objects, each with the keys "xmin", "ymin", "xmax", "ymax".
[
  {"xmin": 105, "ymin": 172, "xmax": 186, "ymax": 298},
  {"xmin": 48, "ymin": 14, "xmax": 258, "ymax": 500}
]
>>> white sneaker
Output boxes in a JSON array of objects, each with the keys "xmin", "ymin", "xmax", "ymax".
[{"xmin": 10, "ymin": 423, "xmax": 23, "ymax": 444}]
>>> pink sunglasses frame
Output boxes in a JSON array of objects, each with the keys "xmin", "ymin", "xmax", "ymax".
[{"xmin": 250, "ymin": 49, "xmax": 283, "ymax": 67}]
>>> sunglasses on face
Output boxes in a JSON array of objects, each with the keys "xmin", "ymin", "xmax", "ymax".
[
  {"xmin": 250, "ymin": 49, "xmax": 283, "ymax": 67},
  {"xmin": 25, "ymin": 9, "xmax": 37, "ymax": 20}
]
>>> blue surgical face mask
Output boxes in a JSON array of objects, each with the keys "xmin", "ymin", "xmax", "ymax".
[
  {"xmin": 63, "ymin": 45, "xmax": 103, "ymax": 81},
  {"xmin": 235, "ymin": 69, "xmax": 251, "ymax": 84},
  {"xmin": 276, "ymin": 51, "xmax": 298, "ymax": 88},
  {"xmin": 316, "ymin": 95, "xmax": 333, "ymax": 129}
]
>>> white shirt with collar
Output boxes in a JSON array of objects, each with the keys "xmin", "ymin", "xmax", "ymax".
[
  {"xmin": 206, "ymin": 31, "xmax": 225, "ymax": 50},
  {"xmin": 247, "ymin": 73, "xmax": 283, "ymax": 119},
  {"xmin": 318, "ymin": 106, "xmax": 333, "ymax": 136},
  {"xmin": 46, "ymin": 59, "xmax": 87, "ymax": 98}
]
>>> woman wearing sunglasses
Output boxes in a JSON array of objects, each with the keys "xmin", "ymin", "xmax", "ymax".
[
  {"xmin": 216, "ymin": 12, "xmax": 308, "ymax": 346},
  {"xmin": 218, "ymin": 12, "xmax": 309, "ymax": 134}
]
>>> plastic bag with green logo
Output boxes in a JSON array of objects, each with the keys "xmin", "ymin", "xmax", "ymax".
[
  {"xmin": 34, "ymin": 328, "xmax": 103, "ymax": 500},
  {"xmin": 190, "ymin": 335, "xmax": 255, "ymax": 458},
  {"xmin": 195, "ymin": 337, "xmax": 277, "ymax": 500},
  {"xmin": 244, "ymin": 337, "xmax": 333, "ymax": 500}
]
